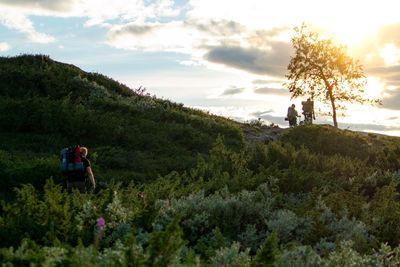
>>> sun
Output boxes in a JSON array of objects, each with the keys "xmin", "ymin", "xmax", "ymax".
[
  {"xmin": 305, "ymin": 0, "xmax": 400, "ymax": 46},
  {"xmin": 316, "ymin": 16, "xmax": 378, "ymax": 46}
]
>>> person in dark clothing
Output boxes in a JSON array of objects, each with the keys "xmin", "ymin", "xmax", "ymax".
[
  {"xmin": 301, "ymin": 98, "xmax": 315, "ymax": 124},
  {"xmin": 66, "ymin": 146, "xmax": 96, "ymax": 192},
  {"xmin": 287, "ymin": 104, "xmax": 299, "ymax": 127}
]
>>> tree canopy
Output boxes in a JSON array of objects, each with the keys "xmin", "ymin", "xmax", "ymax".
[{"xmin": 285, "ymin": 25, "xmax": 381, "ymax": 127}]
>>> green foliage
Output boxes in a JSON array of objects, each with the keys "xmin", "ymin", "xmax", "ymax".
[
  {"xmin": 0, "ymin": 55, "xmax": 244, "ymax": 193},
  {"xmin": 282, "ymin": 125, "xmax": 370, "ymax": 159},
  {"xmin": 0, "ymin": 149, "xmax": 61, "ymax": 194},
  {"xmin": 3, "ymin": 54, "xmax": 400, "ymax": 265},
  {"xmin": 253, "ymin": 232, "xmax": 280, "ymax": 267},
  {"xmin": 266, "ymin": 209, "xmax": 313, "ymax": 244},
  {"xmin": 365, "ymin": 182, "xmax": 400, "ymax": 246},
  {"xmin": 276, "ymin": 245, "xmax": 321, "ymax": 267},
  {"xmin": 209, "ymin": 242, "xmax": 251, "ymax": 267},
  {"xmin": 154, "ymin": 184, "xmax": 276, "ymax": 255},
  {"xmin": 146, "ymin": 217, "xmax": 186, "ymax": 267}
]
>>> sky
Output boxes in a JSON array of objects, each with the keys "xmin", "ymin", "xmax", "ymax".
[{"xmin": 1, "ymin": 0, "xmax": 400, "ymax": 135}]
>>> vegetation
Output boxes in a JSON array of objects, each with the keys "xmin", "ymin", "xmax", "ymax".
[
  {"xmin": 285, "ymin": 24, "xmax": 381, "ymax": 127},
  {"xmin": 0, "ymin": 54, "xmax": 243, "ymax": 193},
  {"xmin": 2, "ymin": 55, "xmax": 400, "ymax": 266}
]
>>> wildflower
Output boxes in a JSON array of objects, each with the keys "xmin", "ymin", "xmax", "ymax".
[
  {"xmin": 94, "ymin": 217, "xmax": 106, "ymax": 249},
  {"xmin": 97, "ymin": 217, "xmax": 106, "ymax": 230}
]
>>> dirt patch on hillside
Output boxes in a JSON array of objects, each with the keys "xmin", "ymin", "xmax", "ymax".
[{"xmin": 242, "ymin": 124, "xmax": 288, "ymax": 146}]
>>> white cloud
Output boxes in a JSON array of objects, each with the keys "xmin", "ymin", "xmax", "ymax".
[
  {"xmin": 0, "ymin": 0, "xmax": 181, "ymax": 43},
  {"xmin": 106, "ymin": 19, "xmax": 251, "ymax": 54},
  {"xmin": 81, "ymin": 0, "xmax": 146, "ymax": 27},
  {"xmin": 83, "ymin": 0, "xmax": 180, "ymax": 26},
  {"xmin": 0, "ymin": 10, "xmax": 55, "ymax": 43},
  {"xmin": 0, "ymin": 0, "xmax": 78, "ymax": 13},
  {"xmin": 179, "ymin": 60, "xmax": 201, "ymax": 66},
  {"xmin": 0, "ymin": 0, "xmax": 181, "ymax": 24},
  {"xmin": 106, "ymin": 21, "xmax": 200, "ymax": 53},
  {"xmin": 106, "ymin": 19, "xmax": 291, "ymax": 76},
  {"xmin": 0, "ymin": 42, "xmax": 10, "ymax": 52}
]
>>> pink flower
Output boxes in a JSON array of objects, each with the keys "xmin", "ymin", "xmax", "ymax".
[{"xmin": 96, "ymin": 217, "xmax": 105, "ymax": 230}]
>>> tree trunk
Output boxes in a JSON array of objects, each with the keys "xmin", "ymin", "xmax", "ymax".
[{"xmin": 328, "ymin": 87, "xmax": 338, "ymax": 127}]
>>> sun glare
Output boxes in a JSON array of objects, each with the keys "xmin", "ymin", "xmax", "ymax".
[
  {"xmin": 379, "ymin": 43, "xmax": 400, "ymax": 66},
  {"xmin": 323, "ymin": 22, "xmax": 374, "ymax": 46},
  {"xmin": 305, "ymin": 1, "xmax": 400, "ymax": 47},
  {"xmin": 365, "ymin": 77, "xmax": 384, "ymax": 99}
]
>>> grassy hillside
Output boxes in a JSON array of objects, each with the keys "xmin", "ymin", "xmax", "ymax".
[
  {"xmin": 0, "ymin": 54, "xmax": 244, "ymax": 192},
  {"xmin": 3, "ymin": 55, "xmax": 400, "ymax": 266}
]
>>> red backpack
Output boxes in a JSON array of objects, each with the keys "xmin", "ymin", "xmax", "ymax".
[{"xmin": 60, "ymin": 145, "xmax": 85, "ymax": 181}]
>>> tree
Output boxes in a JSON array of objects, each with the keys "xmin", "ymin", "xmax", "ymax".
[{"xmin": 285, "ymin": 25, "xmax": 381, "ymax": 127}]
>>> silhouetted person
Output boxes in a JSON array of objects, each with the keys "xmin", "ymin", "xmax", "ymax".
[
  {"xmin": 301, "ymin": 98, "xmax": 315, "ymax": 125},
  {"xmin": 287, "ymin": 104, "xmax": 299, "ymax": 127}
]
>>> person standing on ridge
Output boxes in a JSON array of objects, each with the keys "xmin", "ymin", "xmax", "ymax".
[
  {"xmin": 287, "ymin": 104, "xmax": 299, "ymax": 127},
  {"xmin": 301, "ymin": 98, "xmax": 315, "ymax": 124}
]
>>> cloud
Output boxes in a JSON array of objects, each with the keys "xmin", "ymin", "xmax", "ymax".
[
  {"xmin": 0, "ymin": 0, "xmax": 181, "ymax": 43},
  {"xmin": 108, "ymin": 23, "xmax": 158, "ymax": 38},
  {"xmin": 81, "ymin": 0, "xmax": 172, "ymax": 27},
  {"xmin": 381, "ymin": 88, "xmax": 400, "ymax": 110},
  {"xmin": 0, "ymin": 42, "xmax": 10, "ymax": 52},
  {"xmin": 204, "ymin": 42, "xmax": 291, "ymax": 76},
  {"xmin": 251, "ymin": 109, "xmax": 274, "ymax": 116},
  {"xmin": 339, "ymin": 122, "xmax": 400, "ymax": 132},
  {"xmin": 0, "ymin": 11, "xmax": 55, "ymax": 43},
  {"xmin": 179, "ymin": 59, "xmax": 201, "ymax": 66},
  {"xmin": 106, "ymin": 19, "xmax": 252, "ymax": 53},
  {"xmin": 250, "ymin": 111, "xmax": 286, "ymax": 126},
  {"xmin": 0, "ymin": 0, "xmax": 180, "ymax": 20},
  {"xmin": 352, "ymin": 24, "xmax": 400, "ymax": 69},
  {"xmin": 184, "ymin": 1, "xmax": 400, "ymax": 76},
  {"xmin": 0, "ymin": 0, "xmax": 77, "ymax": 13},
  {"xmin": 107, "ymin": 21, "xmax": 198, "ymax": 52},
  {"xmin": 106, "ymin": 15, "xmax": 291, "ymax": 76},
  {"xmin": 187, "ymin": 0, "xmax": 400, "ymax": 36},
  {"xmin": 376, "ymin": 23, "xmax": 400, "ymax": 47},
  {"xmin": 253, "ymin": 87, "xmax": 289, "ymax": 96},
  {"xmin": 365, "ymin": 65, "xmax": 400, "ymax": 110},
  {"xmin": 0, "ymin": 0, "xmax": 293, "ymax": 76},
  {"xmin": 190, "ymin": 19, "xmax": 246, "ymax": 37},
  {"xmin": 5, "ymin": 0, "xmax": 400, "ymax": 81},
  {"xmin": 221, "ymin": 86, "xmax": 245, "ymax": 96},
  {"xmin": 367, "ymin": 65, "xmax": 400, "ymax": 80},
  {"xmin": 252, "ymin": 79, "xmax": 283, "ymax": 85}
]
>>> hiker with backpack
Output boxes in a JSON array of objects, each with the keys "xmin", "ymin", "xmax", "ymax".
[
  {"xmin": 286, "ymin": 104, "xmax": 300, "ymax": 127},
  {"xmin": 301, "ymin": 98, "xmax": 315, "ymax": 125},
  {"xmin": 60, "ymin": 145, "xmax": 96, "ymax": 192}
]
